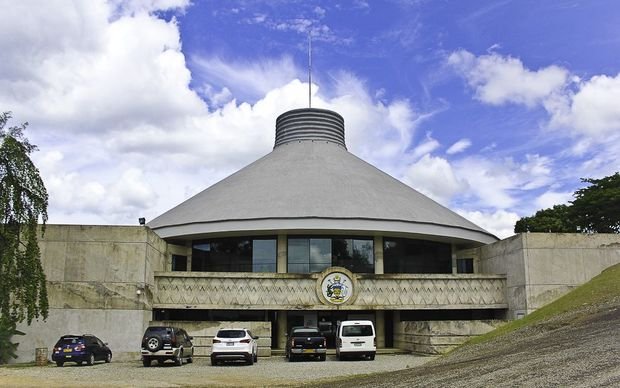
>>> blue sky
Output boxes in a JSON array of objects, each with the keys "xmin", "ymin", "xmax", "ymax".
[{"xmin": 1, "ymin": 0, "xmax": 619, "ymax": 238}]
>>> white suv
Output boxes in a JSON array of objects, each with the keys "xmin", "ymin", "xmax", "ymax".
[{"xmin": 211, "ymin": 328, "xmax": 259, "ymax": 366}]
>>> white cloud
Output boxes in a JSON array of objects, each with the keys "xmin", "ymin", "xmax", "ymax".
[
  {"xmin": 191, "ymin": 55, "xmax": 301, "ymax": 103},
  {"xmin": 0, "ymin": 2, "xmax": 205, "ymax": 135},
  {"xmin": 448, "ymin": 50, "xmax": 620, "ymax": 159},
  {"xmin": 448, "ymin": 50, "xmax": 569, "ymax": 107},
  {"xmin": 0, "ymin": 1, "xmax": 425, "ymax": 225},
  {"xmin": 535, "ymin": 191, "xmax": 573, "ymax": 210},
  {"xmin": 446, "ymin": 138, "xmax": 471, "ymax": 155},
  {"xmin": 457, "ymin": 209, "xmax": 520, "ymax": 239},
  {"xmin": 549, "ymin": 73, "xmax": 620, "ymax": 138},
  {"xmin": 404, "ymin": 154, "xmax": 464, "ymax": 205},
  {"xmin": 411, "ymin": 133, "xmax": 441, "ymax": 160}
]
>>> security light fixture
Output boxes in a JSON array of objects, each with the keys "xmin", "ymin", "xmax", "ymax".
[{"xmin": 138, "ymin": 217, "xmax": 146, "ymax": 225}]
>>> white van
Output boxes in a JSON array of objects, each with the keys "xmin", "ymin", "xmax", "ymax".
[{"xmin": 336, "ymin": 320, "xmax": 376, "ymax": 360}]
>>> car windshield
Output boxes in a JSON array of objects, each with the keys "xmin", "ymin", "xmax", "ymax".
[
  {"xmin": 342, "ymin": 325, "xmax": 373, "ymax": 337},
  {"xmin": 293, "ymin": 328, "xmax": 320, "ymax": 336},
  {"xmin": 58, "ymin": 337, "xmax": 83, "ymax": 345},
  {"xmin": 216, "ymin": 330, "xmax": 246, "ymax": 338}
]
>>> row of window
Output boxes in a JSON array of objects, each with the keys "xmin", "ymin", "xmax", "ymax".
[{"xmin": 171, "ymin": 236, "xmax": 473, "ymax": 274}]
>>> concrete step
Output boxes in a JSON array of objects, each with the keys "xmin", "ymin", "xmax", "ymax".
[{"xmin": 270, "ymin": 348, "xmax": 410, "ymax": 356}]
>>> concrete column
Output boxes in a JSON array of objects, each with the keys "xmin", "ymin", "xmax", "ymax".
[
  {"xmin": 277, "ymin": 310, "xmax": 288, "ymax": 349},
  {"xmin": 374, "ymin": 236, "xmax": 384, "ymax": 274},
  {"xmin": 375, "ymin": 310, "xmax": 385, "ymax": 348},
  {"xmin": 451, "ymin": 243, "xmax": 457, "ymax": 274},
  {"xmin": 277, "ymin": 234, "xmax": 287, "ymax": 273}
]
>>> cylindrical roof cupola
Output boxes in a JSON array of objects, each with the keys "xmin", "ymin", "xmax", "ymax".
[{"xmin": 274, "ymin": 108, "xmax": 346, "ymax": 149}]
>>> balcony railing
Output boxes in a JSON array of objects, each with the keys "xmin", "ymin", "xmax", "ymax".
[{"xmin": 153, "ymin": 271, "xmax": 507, "ymax": 310}]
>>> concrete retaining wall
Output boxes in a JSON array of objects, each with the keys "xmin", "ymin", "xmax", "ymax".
[
  {"xmin": 481, "ymin": 233, "xmax": 620, "ymax": 318},
  {"xmin": 394, "ymin": 320, "xmax": 505, "ymax": 355}
]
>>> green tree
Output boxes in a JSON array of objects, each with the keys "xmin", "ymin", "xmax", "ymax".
[
  {"xmin": 0, "ymin": 112, "xmax": 49, "ymax": 363},
  {"xmin": 571, "ymin": 173, "xmax": 620, "ymax": 233},
  {"xmin": 514, "ymin": 172, "xmax": 620, "ymax": 234},
  {"xmin": 514, "ymin": 204, "xmax": 575, "ymax": 233}
]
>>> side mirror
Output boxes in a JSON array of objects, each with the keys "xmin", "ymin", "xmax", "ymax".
[
  {"xmin": 253, "ymin": 336, "xmax": 259, "ymax": 340},
  {"xmin": 189, "ymin": 336, "xmax": 194, "ymax": 340}
]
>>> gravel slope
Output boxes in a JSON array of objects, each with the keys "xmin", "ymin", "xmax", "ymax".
[{"xmin": 307, "ymin": 299, "xmax": 620, "ymax": 388}]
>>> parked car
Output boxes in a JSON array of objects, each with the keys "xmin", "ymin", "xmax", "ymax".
[
  {"xmin": 52, "ymin": 334, "xmax": 112, "ymax": 367},
  {"xmin": 285, "ymin": 326, "xmax": 327, "ymax": 361},
  {"xmin": 141, "ymin": 326, "xmax": 194, "ymax": 367},
  {"xmin": 336, "ymin": 320, "xmax": 376, "ymax": 360},
  {"xmin": 211, "ymin": 328, "xmax": 259, "ymax": 365}
]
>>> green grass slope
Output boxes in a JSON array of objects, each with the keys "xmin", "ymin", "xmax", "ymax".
[{"xmin": 465, "ymin": 262, "xmax": 620, "ymax": 347}]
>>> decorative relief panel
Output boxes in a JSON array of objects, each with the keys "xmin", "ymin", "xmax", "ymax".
[{"xmin": 153, "ymin": 272, "xmax": 507, "ymax": 310}]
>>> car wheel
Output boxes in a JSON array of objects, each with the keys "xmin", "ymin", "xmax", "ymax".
[
  {"xmin": 289, "ymin": 354, "xmax": 296, "ymax": 362},
  {"xmin": 319, "ymin": 354, "xmax": 326, "ymax": 361},
  {"xmin": 253, "ymin": 352, "xmax": 258, "ymax": 363},
  {"xmin": 174, "ymin": 351, "xmax": 183, "ymax": 366},
  {"xmin": 246, "ymin": 354, "xmax": 254, "ymax": 366},
  {"xmin": 142, "ymin": 358, "xmax": 151, "ymax": 367},
  {"xmin": 146, "ymin": 335, "xmax": 163, "ymax": 352},
  {"xmin": 56, "ymin": 361, "xmax": 63, "ymax": 367},
  {"xmin": 105, "ymin": 352, "xmax": 112, "ymax": 363},
  {"xmin": 186, "ymin": 356, "xmax": 193, "ymax": 364},
  {"xmin": 210, "ymin": 356, "xmax": 217, "ymax": 366},
  {"xmin": 369, "ymin": 354, "xmax": 375, "ymax": 361},
  {"xmin": 86, "ymin": 353, "xmax": 95, "ymax": 366}
]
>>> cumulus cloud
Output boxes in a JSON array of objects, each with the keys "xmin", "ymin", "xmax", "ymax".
[
  {"xmin": 404, "ymin": 154, "xmax": 464, "ymax": 205},
  {"xmin": 457, "ymin": 209, "xmax": 520, "ymax": 239},
  {"xmin": 0, "ymin": 1, "xmax": 205, "ymax": 134},
  {"xmin": 549, "ymin": 73, "xmax": 620, "ymax": 138},
  {"xmin": 535, "ymin": 191, "xmax": 573, "ymax": 210},
  {"xmin": 1, "ymin": 1, "xmax": 425, "ymax": 226},
  {"xmin": 447, "ymin": 50, "xmax": 569, "ymax": 107}
]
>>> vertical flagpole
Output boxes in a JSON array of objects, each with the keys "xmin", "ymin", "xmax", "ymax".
[{"xmin": 308, "ymin": 33, "xmax": 312, "ymax": 108}]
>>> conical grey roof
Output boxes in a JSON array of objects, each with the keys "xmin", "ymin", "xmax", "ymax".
[{"xmin": 149, "ymin": 108, "xmax": 497, "ymax": 245}]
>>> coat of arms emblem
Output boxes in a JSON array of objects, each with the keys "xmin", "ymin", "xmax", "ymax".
[{"xmin": 323, "ymin": 273, "xmax": 351, "ymax": 304}]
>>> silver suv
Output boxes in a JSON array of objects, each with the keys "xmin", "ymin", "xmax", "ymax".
[{"xmin": 141, "ymin": 326, "xmax": 194, "ymax": 367}]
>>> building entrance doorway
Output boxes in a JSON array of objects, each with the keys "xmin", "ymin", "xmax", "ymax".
[{"xmin": 286, "ymin": 311, "xmax": 376, "ymax": 348}]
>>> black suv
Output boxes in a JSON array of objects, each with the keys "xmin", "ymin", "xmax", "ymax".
[
  {"xmin": 141, "ymin": 326, "xmax": 194, "ymax": 367},
  {"xmin": 52, "ymin": 334, "xmax": 112, "ymax": 367}
]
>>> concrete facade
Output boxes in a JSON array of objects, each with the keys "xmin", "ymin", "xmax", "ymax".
[
  {"xmin": 16, "ymin": 225, "xmax": 167, "ymax": 362},
  {"xmin": 10, "ymin": 227, "xmax": 620, "ymax": 363},
  {"xmin": 480, "ymin": 233, "xmax": 620, "ymax": 318}
]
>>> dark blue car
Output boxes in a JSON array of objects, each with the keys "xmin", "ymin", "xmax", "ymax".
[{"xmin": 52, "ymin": 334, "xmax": 112, "ymax": 367}]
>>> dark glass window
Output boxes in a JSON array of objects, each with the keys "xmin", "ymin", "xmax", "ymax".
[
  {"xmin": 287, "ymin": 237, "xmax": 374, "ymax": 273},
  {"xmin": 384, "ymin": 238, "xmax": 451, "ymax": 274},
  {"xmin": 457, "ymin": 258, "xmax": 474, "ymax": 274},
  {"xmin": 192, "ymin": 237, "xmax": 275, "ymax": 272},
  {"xmin": 253, "ymin": 239, "xmax": 277, "ymax": 272},
  {"xmin": 333, "ymin": 238, "xmax": 374, "ymax": 273},
  {"xmin": 171, "ymin": 255, "xmax": 187, "ymax": 271},
  {"xmin": 310, "ymin": 238, "xmax": 331, "ymax": 272},
  {"xmin": 288, "ymin": 238, "xmax": 310, "ymax": 273}
]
